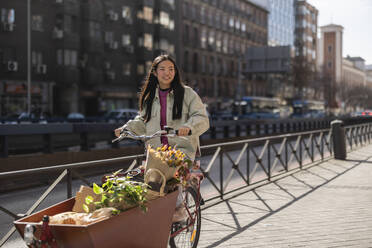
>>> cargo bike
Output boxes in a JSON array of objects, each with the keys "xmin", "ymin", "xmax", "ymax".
[{"xmin": 14, "ymin": 127, "xmax": 203, "ymax": 248}]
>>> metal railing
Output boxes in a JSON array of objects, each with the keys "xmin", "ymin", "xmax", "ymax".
[{"xmin": 1, "ymin": 122, "xmax": 372, "ymax": 246}]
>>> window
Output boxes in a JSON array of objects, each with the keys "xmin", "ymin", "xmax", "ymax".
[
  {"xmin": 193, "ymin": 27, "xmax": 199, "ymax": 48},
  {"xmin": 122, "ymin": 6, "xmax": 132, "ymax": 24},
  {"xmin": 57, "ymin": 50, "xmax": 63, "ymax": 65},
  {"xmin": 184, "ymin": 24, "xmax": 189, "ymax": 43},
  {"xmin": 160, "ymin": 39, "xmax": 168, "ymax": 51},
  {"xmin": 89, "ymin": 21, "xmax": 101, "ymax": 39},
  {"xmin": 64, "ymin": 15, "xmax": 76, "ymax": 33},
  {"xmin": 122, "ymin": 34, "xmax": 131, "ymax": 46},
  {"xmin": 123, "ymin": 63, "xmax": 131, "ymax": 76},
  {"xmin": 63, "ymin": 50, "xmax": 77, "ymax": 66},
  {"xmin": 328, "ymin": 45, "xmax": 332, "ymax": 53},
  {"xmin": 208, "ymin": 30, "xmax": 215, "ymax": 49},
  {"xmin": 201, "ymin": 55, "xmax": 206, "ymax": 73},
  {"xmin": 137, "ymin": 64, "xmax": 145, "ymax": 75},
  {"xmin": 223, "ymin": 35, "xmax": 228, "ymax": 53},
  {"xmin": 229, "ymin": 17, "xmax": 234, "ymax": 28},
  {"xmin": 32, "ymin": 51, "xmax": 43, "ymax": 65},
  {"xmin": 164, "ymin": 0, "xmax": 175, "ymax": 9},
  {"xmin": 209, "ymin": 56, "xmax": 214, "ymax": 75},
  {"xmin": 328, "ymin": 61, "xmax": 332, "ymax": 68},
  {"xmin": 193, "ymin": 53, "xmax": 198, "ymax": 73},
  {"xmin": 144, "ymin": 33, "xmax": 153, "ymax": 50},
  {"xmin": 32, "ymin": 15, "xmax": 43, "ymax": 31},
  {"xmin": 57, "ymin": 49, "xmax": 77, "ymax": 66},
  {"xmin": 201, "ymin": 28, "xmax": 207, "ymax": 49},
  {"xmin": 216, "ymin": 32, "xmax": 222, "ymax": 52},
  {"xmin": 105, "ymin": 31, "xmax": 114, "ymax": 44},
  {"xmin": 1, "ymin": 8, "xmax": 15, "ymax": 23},
  {"xmin": 200, "ymin": 6, "xmax": 205, "ymax": 24},
  {"xmin": 138, "ymin": 6, "xmax": 153, "ymax": 23},
  {"xmin": 184, "ymin": 51, "xmax": 189, "ymax": 72},
  {"xmin": 160, "ymin": 11, "xmax": 169, "ymax": 27},
  {"xmin": 145, "ymin": 61, "xmax": 152, "ymax": 71}
]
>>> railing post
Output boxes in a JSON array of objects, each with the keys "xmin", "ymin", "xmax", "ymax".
[
  {"xmin": 256, "ymin": 123, "xmax": 260, "ymax": 136},
  {"xmin": 267, "ymin": 143, "xmax": 271, "ymax": 180},
  {"xmin": 223, "ymin": 126, "xmax": 229, "ymax": 138},
  {"xmin": 1, "ymin": 135, "xmax": 8, "ymax": 158},
  {"xmin": 67, "ymin": 169, "xmax": 72, "ymax": 198},
  {"xmin": 246, "ymin": 124, "xmax": 251, "ymax": 137},
  {"xmin": 43, "ymin": 134, "xmax": 53, "ymax": 154},
  {"xmin": 219, "ymin": 147, "xmax": 224, "ymax": 198},
  {"xmin": 331, "ymin": 120, "xmax": 347, "ymax": 160},
  {"xmin": 246, "ymin": 145, "xmax": 250, "ymax": 184},
  {"xmin": 80, "ymin": 132, "xmax": 89, "ymax": 151},
  {"xmin": 210, "ymin": 126, "xmax": 216, "ymax": 139},
  {"xmin": 299, "ymin": 136, "xmax": 303, "ymax": 169},
  {"xmin": 264, "ymin": 124, "xmax": 269, "ymax": 135},
  {"xmin": 235, "ymin": 124, "xmax": 241, "ymax": 137}
]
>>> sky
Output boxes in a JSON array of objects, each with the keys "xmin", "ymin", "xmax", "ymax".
[{"xmin": 307, "ymin": 0, "xmax": 372, "ymax": 65}]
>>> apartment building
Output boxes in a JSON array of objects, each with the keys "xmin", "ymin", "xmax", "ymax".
[
  {"xmin": 294, "ymin": 0, "xmax": 318, "ymax": 69},
  {"xmin": 0, "ymin": 0, "xmax": 177, "ymax": 116},
  {"xmin": 179, "ymin": 0, "xmax": 268, "ymax": 110}
]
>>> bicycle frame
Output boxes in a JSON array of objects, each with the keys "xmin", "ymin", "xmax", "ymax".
[{"xmin": 170, "ymin": 173, "xmax": 203, "ymax": 238}]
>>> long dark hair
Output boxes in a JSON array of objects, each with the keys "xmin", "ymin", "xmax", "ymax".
[{"xmin": 139, "ymin": 54, "xmax": 185, "ymax": 123}]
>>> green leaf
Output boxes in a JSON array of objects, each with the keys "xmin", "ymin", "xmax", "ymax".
[
  {"xmin": 111, "ymin": 209, "xmax": 120, "ymax": 215},
  {"xmin": 83, "ymin": 204, "xmax": 89, "ymax": 213},
  {"xmin": 93, "ymin": 183, "xmax": 104, "ymax": 194},
  {"xmin": 85, "ymin": 195, "xmax": 94, "ymax": 205}
]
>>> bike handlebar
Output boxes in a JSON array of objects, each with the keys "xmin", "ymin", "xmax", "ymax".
[{"xmin": 112, "ymin": 126, "xmax": 192, "ymax": 143}]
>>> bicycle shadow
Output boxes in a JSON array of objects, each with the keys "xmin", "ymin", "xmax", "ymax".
[{"xmin": 200, "ymin": 157, "xmax": 364, "ymax": 248}]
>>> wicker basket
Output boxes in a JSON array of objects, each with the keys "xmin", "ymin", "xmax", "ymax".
[
  {"xmin": 145, "ymin": 168, "xmax": 167, "ymax": 201},
  {"xmin": 144, "ymin": 147, "xmax": 180, "ymax": 181}
]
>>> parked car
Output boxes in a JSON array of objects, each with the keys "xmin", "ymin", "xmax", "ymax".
[
  {"xmin": 104, "ymin": 109, "xmax": 138, "ymax": 123},
  {"xmin": 354, "ymin": 110, "xmax": 372, "ymax": 117},
  {"xmin": 67, "ymin": 112, "xmax": 85, "ymax": 122}
]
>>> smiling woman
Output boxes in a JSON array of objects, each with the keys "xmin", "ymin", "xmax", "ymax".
[{"xmin": 114, "ymin": 54, "xmax": 210, "ymax": 161}]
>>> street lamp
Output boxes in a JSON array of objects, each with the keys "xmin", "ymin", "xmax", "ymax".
[{"xmin": 27, "ymin": 0, "xmax": 31, "ymax": 114}]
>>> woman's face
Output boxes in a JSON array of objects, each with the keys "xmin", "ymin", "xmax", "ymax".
[{"xmin": 154, "ymin": 60, "xmax": 175, "ymax": 89}]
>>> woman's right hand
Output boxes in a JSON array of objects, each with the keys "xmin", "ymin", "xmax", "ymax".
[{"xmin": 114, "ymin": 127, "xmax": 123, "ymax": 137}]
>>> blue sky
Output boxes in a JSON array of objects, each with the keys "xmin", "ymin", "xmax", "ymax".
[{"xmin": 307, "ymin": 0, "xmax": 372, "ymax": 65}]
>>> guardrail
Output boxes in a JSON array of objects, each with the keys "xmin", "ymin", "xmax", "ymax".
[
  {"xmin": 1, "ymin": 116, "xmax": 372, "ymax": 158},
  {"xmin": 1, "ymin": 121, "xmax": 372, "ymax": 246}
]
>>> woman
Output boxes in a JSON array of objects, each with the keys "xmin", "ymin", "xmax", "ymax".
[{"xmin": 114, "ymin": 54, "xmax": 209, "ymax": 161}]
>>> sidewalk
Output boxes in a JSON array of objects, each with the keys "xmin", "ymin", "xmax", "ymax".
[{"xmin": 199, "ymin": 144, "xmax": 372, "ymax": 248}]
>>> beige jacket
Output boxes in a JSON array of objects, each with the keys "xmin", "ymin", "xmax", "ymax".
[{"xmin": 122, "ymin": 86, "xmax": 209, "ymax": 160}]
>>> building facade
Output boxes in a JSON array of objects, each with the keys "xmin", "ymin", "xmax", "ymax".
[
  {"xmin": 342, "ymin": 56, "xmax": 366, "ymax": 87},
  {"xmin": 0, "ymin": 0, "xmax": 177, "ymax": 116},
  {"xmin": 317, "ymin": 24, "xmax": 343, "ymax": 109},
  {"xmin": 267, "ymin": 0, "xmax": 295, "ymax": 47},
  {"xmin": 179, "ymin": 0, "xmax": 268, "ymax": 111},
  {"xmin": 243, "ymin": 45, "xmax": 292, "ymax": 98},
  {"xmin": 294, "ymin": 0, "xmax": 318, "ymax": 68}
]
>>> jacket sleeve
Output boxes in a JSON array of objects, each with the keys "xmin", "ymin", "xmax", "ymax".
[
  {"xmin": 183, "ymin": 87, "xmax": 210, "ymax": 137},
  {"xmin": 121, "ymin": 109, "xmax": 146, "ymax": 136}
]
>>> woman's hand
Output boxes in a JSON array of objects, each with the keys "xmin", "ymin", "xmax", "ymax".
[
  {"xmin": 114, "ymin": 127, "xmax": 123, "ymax": 137},
  {"xmin": 178, "ymin": 126, "xmax": 191, "ymax": 136}
]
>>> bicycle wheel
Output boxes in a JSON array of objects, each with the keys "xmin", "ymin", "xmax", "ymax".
[{"xmin": 169, "ymin": 187, "xmax": 201, "ymax": 248}]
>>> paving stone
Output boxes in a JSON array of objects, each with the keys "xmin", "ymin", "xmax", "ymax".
[{"xmin": 199, "ymin": 144, "xmax": 372, "ymax": 248}]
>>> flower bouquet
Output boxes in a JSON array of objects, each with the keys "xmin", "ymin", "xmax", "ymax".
[{"xmin": 145, "ymin": 145, "xmax": 192, "ymax": 185}]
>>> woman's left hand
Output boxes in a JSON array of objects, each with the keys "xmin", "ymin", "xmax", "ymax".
[{"xmin": 178, "ymin": 126, "xmax": 191, "ymax": 136}]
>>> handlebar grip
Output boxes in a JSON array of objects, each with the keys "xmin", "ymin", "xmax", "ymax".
[{"xmin": 175, "ymin": 129, "xmax": 192, "ymax": 135}]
